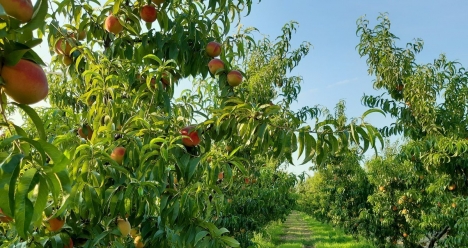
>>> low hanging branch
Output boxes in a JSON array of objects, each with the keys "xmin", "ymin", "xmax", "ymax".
[{"xmin": 428, "ymin": 226, "xmax": 450, "ymax": 248}]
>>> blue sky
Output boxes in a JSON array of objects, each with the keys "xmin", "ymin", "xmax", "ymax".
[
  {"xmin": 14, "ymin": 1, "xmax": 468, "ymax": 176},
  {"xmin": 235, "ymin": 0, "xmax": 468, "ymax": 175}
]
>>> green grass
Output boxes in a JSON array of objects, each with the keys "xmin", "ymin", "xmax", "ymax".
[
  {"xmin": 251, "ymin": 220, "xmax": 284, "ymax": 247},
  {"xmin": 252, "ymin": 211, "xmax": 375, "ymax": 248},
  {"xmin": 304, "ymin": 215, "xmax": 374, "ymax": 248}
]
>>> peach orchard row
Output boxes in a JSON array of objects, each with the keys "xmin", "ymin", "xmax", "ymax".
[{"xmin": 0, "ymin": 0, "xmax": 383, "ymax": 247}]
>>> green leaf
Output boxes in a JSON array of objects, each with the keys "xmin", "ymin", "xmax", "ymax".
[
  {"xmin": 37, "ymin": 139, "xmax": 70, "ymax": 172},
  {"xmin": 219, "ymin": 236, "xmax": 240, "ymax": 247},
  {"xmin": 32, "ymin": 175, "xmax": 48, "ymax": 226},
  {"xmin": 2, "ymin": 41, "xmax": 31, "ymax": 66},
  {"xmin": 112, "ymin": 0, "xmax": 121, "ymax": 15},
  {"xmin": 55, "ymin": 170, "xmax": 71, "ymax": 193},
  {"xmin": 160, "ymin": 194, "xmax": 169, "ymax": 210},
  {"xmin": 188, "ymin": 157, "xmax": 200, "ymax": 183},
  {"xmin": 13, "ymin": 103, "xmax": 46, "ymax": 140},
  {"xmin": 13, "ymin": 103, "xmax": 47, "ymax": 140},
  {"xmin": 291, "ymin": 132, "xmax": 298, "ymax": 153},
  {"xmin": 0, "ymin": 153, "xmax": 23, "ymax": 217},
  {"xmin": 15, "ymin": 168, "xmax": 38, "ymax": 238},
  {"xmin": 143, "ymin": 54, "xmax": 163, "ymax": 64},
  {"xmin": 195, "ymin": 231, "xmax": 209, "ymax": 245},
  {"xmin": 361, "ymin": 108, "xmax": 386, "ymax": 119},
  {"xmin": 350, "ymin": 122, "xmax": 359, "ymax": 145},
  {"xmin": 229, "ymin": 160, "xmax": 247, "ymax": 175},
  {"xmin": 215, "ymin": 227, "xmax": 229, "ymax": 236},
  {"xmin": 17, "ymin": 0, "xmax": 48, "ymax": 32},
  {"xmin": 302, "ymin": 133, "xmax": 316, "ymax": 165},
  {"xmin": 297, "ymin": 129, "xmax": 305, "ymax": 159}
]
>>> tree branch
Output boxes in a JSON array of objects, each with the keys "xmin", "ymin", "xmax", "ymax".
[{"xmin": 428, "ymin": 226, "xmax": 450, "ymax": 248}]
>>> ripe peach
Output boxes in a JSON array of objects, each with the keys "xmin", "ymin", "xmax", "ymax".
[
  {"xmin": 140, "ymin": 5, "xmax": 158, "ymax": 23},
  {"xmin": 0, "ymin": 0, "xmax": 33, "ymax": 23},
  {"xmin": 46, "ymin": 217, "xmax": 65, "ymax": 231},
  {"xmin": 152, "ymin": 0, "xmax": 164, "ymax": 5},
  {"xmin": 130, "ymin": 228, "xmax": 138, "ymax": 238},
  {"xmin": 448, "ymin": 184, "xmax": 456, "ymax": 191},
  {"xmin": 206, "ymin": 41, "xmax": 222, "ymax": 57},
  {"xmin": 208, "ymin": 58, "xmax": 225, "ymax": 75},
  {"xmin": 78, "ymin": 125, "xmax": 93, "ymax": 140},
  {"xmin": 134, "ymin": 235, "xmax": 144, "ymax": 248},
  {"xmin": 1, "ymin": 59, "xmax": 48, "ymax": 104},
  {"xmin": 55, "ymin": 38, "xmax": 73, "ymax": 56},
  {"xmin": 77, "ymin": 30, "xmax": 86, "ymax": 40},
  {"xmin": 65, "ymin": 238, "xmax": 73, "ymax": 248},
  {"xmin": 0, "ymin": 208, "xmax": 12, "ymax": 223},
  {"xmin": 161, "ymin": 72, "xmax": 171, "ymax": 89},
  {"xmin": 117, "ymin": 218, "xmax": 131, "ymax": 236},
  {"xmin": 111, "ymin": 147, "xmax": 126, "ymax": 164},
  {"xmin": 63, "ymin": 56, "xmax": 72, "ymax": 66},
  {"xmin": 104, "ymin": 15, "xmax": 123, "ymax": 35},
  {"xmin": 227, "ymin": 70, "xmax": 243, "ymax": 86},
  {"xmin": 180, "ymin": 125, "xmax": 201, "ymax": 147},
  {"xmin": 71, "ymin": 30, "xmax": 86, "ymax": 41}
]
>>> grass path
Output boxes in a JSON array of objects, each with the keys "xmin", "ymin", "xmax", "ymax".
[
  {"xmin": 253, "ymin": 211, "xmax": 374, "ymax": 248},
  {"xmin": 278, "ymin": 211, "xmax": 314, "ymax": 248}
]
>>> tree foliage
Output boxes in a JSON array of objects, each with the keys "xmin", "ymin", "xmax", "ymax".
[{"xmin": 298, "ymin": 14, "xmax": 468, "ymax": 248}]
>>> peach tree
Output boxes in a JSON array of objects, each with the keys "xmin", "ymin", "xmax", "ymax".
[
  {"xmin": 299, "ymin": 14, "xmax": 468, "ymax": 248},
  {"xmin": 0, "ymin": 0, "xmax": 382, "ymax": 247}
]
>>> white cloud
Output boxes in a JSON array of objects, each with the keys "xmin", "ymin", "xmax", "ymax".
[{"xmin": 327, "ymin": 77, "xmax": 358, "ymax": 88}]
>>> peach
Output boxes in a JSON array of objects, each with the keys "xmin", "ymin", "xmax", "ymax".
[
  {"xmin": 111, "ymin": 147, "xmax": 126, "ymax": 164},
  {"xmin": 205, "ymin": 41, "xmax": 222, "ymax": 57},
  {"xmin": 71, "ymin": 30, "xmax": 86, "ymax": 40},
  {"xmin": 62, "ymin": 56, "xmax": 72, "ymax": 66},
  {"xmin": 117, "ymin": 218, "xmax": 131, "ymax": 236},
  {"xmin": 180, "ymin": 125, "xmax": 201, "ymax": 147},
  {"xmin": 130, "ymin": 228, "xmax": 138, "ymax": 238},
  {"xmin": 448, "ymin": 184, "xmax": 456, "ymax": 191},
  {"xmin": 0, "ymin": 208, "xmax": 13, "ymax": 223},
  {"xmin": 78, "ymin": 125, "xmax": 93, "ymax": 140},
  {"xmin": 140, "ymin": 5, "xmax": 157, "ymax": 23},
  {"xmin": 55, "ymin": 38, "xmax": 73, "ymax": 56},
  {"xmin": 1, "ymin": 59, "xmax": 48, "ymax": 104},
  {"xmin": 65, "ymin": 238, "xmax": 73, "ymax": 248},
  {"xmin": 77, "ymin": 30, "xmax": 86, "ymax": 40},
  {"xmin": 208, "ymin": 58, "xmax": 225, "ymax": 75},
  {"xmin": 134, "ymin": 236, "xmax": 144, "ymax": 248},
  {"xmin": 0, "ymin": 0, "xmax": 33, "ymax": 23},
  {"xmin": 46, "ymin": 217, "xmax": 65, "ymax": 231},
  {"xmin": 227, "ymin": 70, "xmax": 243, "ymax": 86},
  {"xmin": 104, "ymin": 15, "xmax": 123, "ymax": 35}
]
